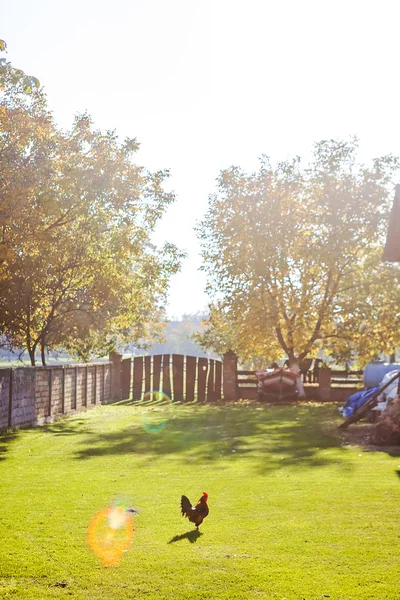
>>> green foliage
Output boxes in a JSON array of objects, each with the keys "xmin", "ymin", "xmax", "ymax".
[
  {"xmin": 62, "ymin": 329, "xmax": 117, "ymax": 363},
  {"xmin": 0, "ymin": 39, "xmax": 40, "ymax": 93},
  {"xmin": 194, "ymin": 301, "xmax": 284, "ymax": 367},
  {"xmin": 1, "ymin": 403, "xmax": 400, "ymax": 599},
  {"xmin": 324, "ymin": 247, "xmax": 400, "ymax": 366},
  {"xmin": 0, "ymin": 87, "xmax": 184, "ymax": 364},
  {"xmin": 197, "ymin": 139, "xmax": 400, "ymax": 364}
]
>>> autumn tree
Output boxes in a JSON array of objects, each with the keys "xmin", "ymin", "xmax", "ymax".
[
  {"xmin": 0, "ymin": 39, "xmax": 40, "ymax": 93},
  {"xmin": 196, "ymin": 139, "xmax": 400, "ymax": 365},
  {"xmin": 323, "ymin": 248, "xmax": 400, "ymax": 366},
  {"xmin": 193, "ymin": 302, "xmax": 283, "ymax": 368},
  {"xmin": 0, "ymin": 86, "xmax": 183, "ymax": 365}
]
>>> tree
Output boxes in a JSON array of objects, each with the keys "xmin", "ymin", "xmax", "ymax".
[
  {"xmin": 0, "ymin": 86, "xmax": 183, "ymax": 364},
  {"xmin": 196, "ymin": 139, "xmax": 400, "ymax": 365},
  {"xmin": 193, "ymin": 302, "xmax": 283, "ymax": 368},
  {"xmin": 323, "ymin": 248, "xmax": 400, "ymax": 367},
  {"xmin": 0, "ymin": 39, "xmax": 40, "ymax": 93}
]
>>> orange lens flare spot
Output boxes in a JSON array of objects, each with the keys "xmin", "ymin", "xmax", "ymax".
[{"xmin": 87, "ymin": 506, "xmax": 134, "ymax": 567}]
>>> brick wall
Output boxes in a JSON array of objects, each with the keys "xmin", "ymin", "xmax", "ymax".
[
  {"xmin": 13, "ymin": 368, "xmax": 36, "ymax": 427},
  {"xmin": 0, "ymin": 363, "xmax": 112, "ymax": 431},
  {"xmin": 0, "ymin": 369, "xmax": 11, "ymax": 427}
]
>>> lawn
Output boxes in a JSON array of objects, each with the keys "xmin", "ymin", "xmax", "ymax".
[{"xmin": 0, "ymin": 400, "xmax": 399, "ymax": 600}]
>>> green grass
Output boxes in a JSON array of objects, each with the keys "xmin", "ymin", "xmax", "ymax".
[{"xmin": 1, "ymin": 401, "xmax": 400, "ymax": 600}]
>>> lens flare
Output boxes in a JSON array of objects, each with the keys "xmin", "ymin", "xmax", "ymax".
[
  {"xmin": 87, "ymin": 503, "xmax": 134, "ymax": 567},
  {"xmin": 141, "ymin": 391, "xmax": 173, "ymax": 434}
]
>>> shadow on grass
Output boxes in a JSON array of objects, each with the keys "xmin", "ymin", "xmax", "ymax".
[
  {"xmin": 0, "ymin": 416, "xmax": 92, "ymax": 460},
  {"xmin": 68, "ymin": 401, "xmax": 352, "ymax": 473},
  {"xmin": 43, "ymin": 418, "xmax": 91, "ymax": 436},
  {"xmin": 2, "ymin": 401, "xmax": 389, "ymax": 472},
  {"xmin": 0, "ymin": 429, "xmax": 19, "ymax": 461},
  {"xmin": 168, "ymin": 529, "xmax": 202, "ymax": 544}
]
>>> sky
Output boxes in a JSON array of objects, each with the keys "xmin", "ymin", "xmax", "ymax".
[{"xmin": 1, "ymin": 0, "xmax": 400, "ymax": 318}]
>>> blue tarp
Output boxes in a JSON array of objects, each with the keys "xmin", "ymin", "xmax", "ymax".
[{"xmin": 339, "ymin": 387, "xmax": 379, "ymax": 418}]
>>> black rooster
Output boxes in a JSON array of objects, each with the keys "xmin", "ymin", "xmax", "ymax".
[{"xmin": 180, "ymin": 492, "xmax": 209, "ymax": 530}]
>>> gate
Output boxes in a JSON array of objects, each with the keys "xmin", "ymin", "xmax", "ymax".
[{"xmin": 121, "ymin": 354, "xmax": 222, "ymax": 402}]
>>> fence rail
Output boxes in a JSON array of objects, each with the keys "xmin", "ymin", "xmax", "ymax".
[
  {"xmin": 237, "ymin": 370, "xmax": 258, "ymax": 400},
  {"xmin": 236, "ymin": 366, "xmax": 364, "ymax": 401},
  {"xmin": 330, "ymin": 369, "xmax": 363, "ymax": 386}
]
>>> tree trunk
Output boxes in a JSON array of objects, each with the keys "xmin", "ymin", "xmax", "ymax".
[
  {"xmin": 293, "ymin": 367, "xmax": 306, "ymax": 398},
  {"xmin": 285, "ymin": 351, "xmax": 296, "ymax": 367},
  {"xmin": 40, "ymin": 343, "xmax": 47, "ymax": 366},
  {"xmin": 285, "ymin": 355, "xmax": 306, "ymax": 398},
  {"xmin": 28, "ymin": 346, "xmax": 36, "ymax": 366}
]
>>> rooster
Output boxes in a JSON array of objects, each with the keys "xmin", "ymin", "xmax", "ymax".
[{"xmin": 180, "ymin": 492, "xmax": 209, "ymax": 530}]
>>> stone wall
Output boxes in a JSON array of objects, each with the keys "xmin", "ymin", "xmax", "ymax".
[
  {"xmin": 0, "ymin": 363, "xmax": 112, "ymax": 431},
  {"xmin": 0, "ymin": 369, "xmax": 10, "ymax": 426}
]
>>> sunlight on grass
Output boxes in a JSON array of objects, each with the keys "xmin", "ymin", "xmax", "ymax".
[
  {"xmin": 140, "ymin": 391, "xmax": 175, "ymax": 434},
  {"xmin": 1, "ymin": 401, "xmax": 400, "ymax": 599}
]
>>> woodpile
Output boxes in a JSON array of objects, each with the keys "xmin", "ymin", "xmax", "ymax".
[{"xmin": 374, "ymin": 395, "xmax": 400, "ymax": 445}]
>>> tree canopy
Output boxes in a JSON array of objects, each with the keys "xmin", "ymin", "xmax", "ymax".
[
  {"xmin": 196, "ymin": 139, "xmax": 400, "ymax": 366},
  {"xmin": 0, "ymin": 84, "xmax": 183, "ymax": 364},
  {"xmin": 0, "ymin": 39, "xmax": 40, "ymax": 94}
]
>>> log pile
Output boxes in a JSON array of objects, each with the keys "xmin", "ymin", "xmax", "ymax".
[{"xmin": 374, "ymin": 395, "xmax": 400, "ymax": 445}]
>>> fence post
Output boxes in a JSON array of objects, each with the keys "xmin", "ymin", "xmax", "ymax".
[
  {"xmin": 223, "ymin": 350, "xmax": 238, "ymax": 401},
  {"xmin": 109, "ymin": 352, "xmax": 123, "ymax": 400},
  {"xmin": 318, "ymin": 367, "xmax": 331, "ymax": 401}
]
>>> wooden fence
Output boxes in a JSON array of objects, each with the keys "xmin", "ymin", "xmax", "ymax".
[
  {"xmin": 121, "ymin": 354, "xmax": 222, "ymax": 402},
  {"xmin": 0, "ymin": 352, "xmax": 367, "ymax": 432},
  {"xmin": 236, "ymin": 366, "xmax": 364, "ymax": 402},
  {"xmin": 329, "ymin": 369, "xmax": 363, "ymax": 386},
  {"xmin": 111, "ymin": 351, "xmax": 365, "ymax": 404}
]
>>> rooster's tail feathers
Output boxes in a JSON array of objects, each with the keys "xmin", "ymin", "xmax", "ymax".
[{"xmin": 181, "ymin": 495, "xmax": 192, "ymax": 516}]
